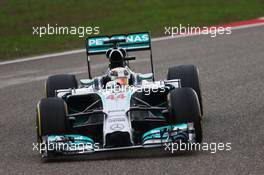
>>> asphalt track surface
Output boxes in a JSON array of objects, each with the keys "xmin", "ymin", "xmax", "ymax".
[{"xmin": 0, "ymin": 26, "xmax": 264, "ymax": 175}]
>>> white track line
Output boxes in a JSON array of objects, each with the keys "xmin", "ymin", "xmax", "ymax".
[
  {"xmin": 0, "ymin": 49, "xmax": 85, "ymax": 65},
  {"xmin": 1, "ymin": 19, "xmax": 264, "ymax": 66}
]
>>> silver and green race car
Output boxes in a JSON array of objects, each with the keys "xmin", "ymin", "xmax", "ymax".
[{"xmin": 36, "ymin": 32, "xmax": 203, "ymax": 160}]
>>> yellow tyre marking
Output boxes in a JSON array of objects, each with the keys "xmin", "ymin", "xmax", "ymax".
[{"xmin": 37, "ymin": 101, "xmax": 41, "ymax": 137}]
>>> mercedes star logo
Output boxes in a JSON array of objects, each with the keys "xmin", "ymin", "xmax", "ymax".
[{"xmin": 110, "ymin": 123, "xmax": 125, "ymax": 131}]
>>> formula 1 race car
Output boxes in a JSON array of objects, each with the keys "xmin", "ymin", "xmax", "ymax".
[{"xmin": 36, "ymin": 32, "xmax": 203, "ymax": 160}]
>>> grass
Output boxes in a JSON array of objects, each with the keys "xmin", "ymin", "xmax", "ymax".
[{"xmin": 0, "ymin": 0, "xmax": 264, "ymax": 60}]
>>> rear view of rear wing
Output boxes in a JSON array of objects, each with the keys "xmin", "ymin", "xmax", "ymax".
[{"xmin": 85, "ymin": 32, "xmax": 155, "ymax": 80}]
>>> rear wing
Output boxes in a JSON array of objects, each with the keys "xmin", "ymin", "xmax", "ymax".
[
  {"xmin": 86, "ymin": 32, "xmax": 151, "ymax": 55},
  {"xmin": 85, "ymin": 32, "xmax": 154, "ymax": 81}
]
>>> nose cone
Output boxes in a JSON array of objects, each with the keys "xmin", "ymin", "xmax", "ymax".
[{"xmin": 105, "ymin": 131, "xmax": 132, "ymax": 148}]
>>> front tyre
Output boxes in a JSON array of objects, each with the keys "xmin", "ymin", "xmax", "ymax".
[
  {"xmin": 168, "ymin": 88, "xmax": 202, "ymax": 143},
  {"xmin": 36, "ymin": 98, "xmax": 68, "ymax": 143}
]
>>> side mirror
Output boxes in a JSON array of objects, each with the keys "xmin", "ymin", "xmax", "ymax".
[
  {"xmin": 80, "ymin": 79, "xmax": 95, "ymax": 86},
  {"xmin": 164, "ymin": 79, "xmax": 181, "ymax": 88},
  {"xmin": 138, "ymin": 73, "xmax": 153, "ymax": 81}
]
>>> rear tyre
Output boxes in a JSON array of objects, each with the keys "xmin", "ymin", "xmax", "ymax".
[
  {"xmin": 36, "ymin": 98, "xmax": 67, "ymax": 142},
  {"xmin": 168, "ymin": 88, "xmax": 202, "ymax": 143},
  {"xmin": 45, "ymin": 74, "xmax": 77, "ymax": 97},
  {"xmin": 167, "ymin": 65, "xmax": 203, "ymax": 116}
]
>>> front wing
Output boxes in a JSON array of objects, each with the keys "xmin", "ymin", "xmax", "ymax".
[{"xmin": 39, "ymin": 123, "xmax": 196, "ymax": 159}]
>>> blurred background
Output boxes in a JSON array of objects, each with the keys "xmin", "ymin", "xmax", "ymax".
[{"xmin": 0, "ymin": 0, "xmax": 264, "ymax": 60}]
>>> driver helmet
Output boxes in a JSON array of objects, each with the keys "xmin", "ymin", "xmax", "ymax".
[{"xmin": 108, "ymin": 67, "xmax": 130, "ymax": 85}]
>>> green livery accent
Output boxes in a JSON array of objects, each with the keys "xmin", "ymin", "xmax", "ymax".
[
  {"xmin": 47, "ymin": 135, "xmax": 95, "ymax": 153},
  {"xmin": 48, "ymin": 134, "xmax": 94, "ymax": 144},
  {"xmin": 86, "ymin": 32, "xmax": 150, "ymax": 55},
  {"xmin": 142, "ymin": 123, "xmax": 187, "ymax": 142}
]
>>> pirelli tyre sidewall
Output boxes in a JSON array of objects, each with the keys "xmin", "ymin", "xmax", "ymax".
[
  {"xmin": 36, "ymin": 97, "xmax": 68, "ymax": 143},
  {"xmin": 45, "ymin": 74, "xmax": 78, "ymax": 97},
  {"xmin": 168, "ymin": 88, "xmax": 202, "ymax": 143}
]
